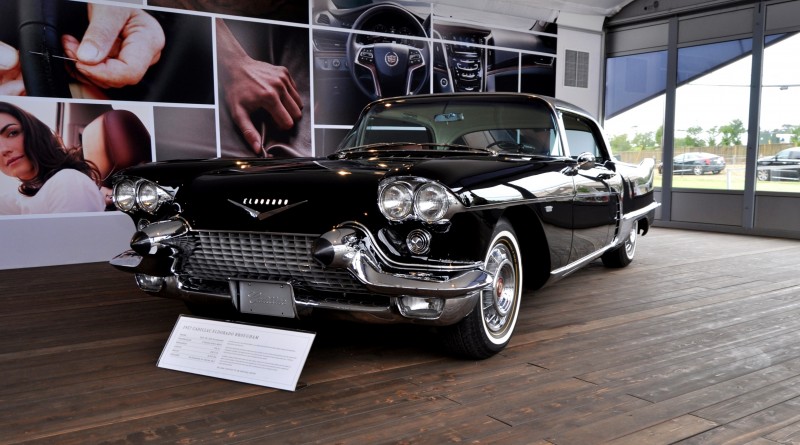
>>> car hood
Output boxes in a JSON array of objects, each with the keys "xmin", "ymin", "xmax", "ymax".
[
  {"xmin": 145, "ymin": 158, "xmax": 394, "ymax": 232},
  {"xmin": 120, "ymin": 155, "xmax": 557, "ymax": 233}
]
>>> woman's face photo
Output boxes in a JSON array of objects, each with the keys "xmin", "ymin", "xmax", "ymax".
[{"xmin": 0, "ymin": 112, "xmax": 34, "ymax": 181}]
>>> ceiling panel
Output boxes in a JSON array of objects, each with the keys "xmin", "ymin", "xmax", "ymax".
[{"xmin": 431, "ymin": 0, "xmax": 636, "ymax": 21}]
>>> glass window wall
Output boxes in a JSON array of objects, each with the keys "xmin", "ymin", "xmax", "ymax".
[
  {"xmin": 604, "ymin": 51, "xmax": 667, "ymax": 187},
  {"xmin": 673, "ymin": 38, "xmax": 752, "ymax": 190},
  {"xmin": 756, "ymin": 32, "xmax": 800, "ymax": 191}
]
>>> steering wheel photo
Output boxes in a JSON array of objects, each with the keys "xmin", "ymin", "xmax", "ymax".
[{"xmin": 345, "ymin": 3, "xmax": 430, "ymax": 100}]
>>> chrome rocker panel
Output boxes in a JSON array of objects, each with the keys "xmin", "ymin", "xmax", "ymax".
[{"xmin": 550, "ymin": 200, "xmax": 659, "ymax": 281}]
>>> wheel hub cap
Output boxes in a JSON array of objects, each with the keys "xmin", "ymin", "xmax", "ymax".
[{"xmin": 493, "ymin": 260, "xmax": 513, "ymax": 317}]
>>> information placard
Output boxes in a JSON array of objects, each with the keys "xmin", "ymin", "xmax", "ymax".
[{"xmin": 158, "ymin": 315, "xmax": 315, "ymax": 391}]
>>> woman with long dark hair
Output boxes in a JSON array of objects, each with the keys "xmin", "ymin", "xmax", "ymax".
[{"xmin": 0, "ymin": 101, "xmax": 104, "ymax": 214}]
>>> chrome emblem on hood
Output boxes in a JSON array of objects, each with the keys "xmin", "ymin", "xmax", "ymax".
[{"xmin": 228, "ymin": 199, "xmax": 308, "ymax": 221}]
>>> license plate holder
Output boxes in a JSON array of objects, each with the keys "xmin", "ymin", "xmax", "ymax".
[{"xmin": 236, "ymin": 280, "xmax": 296, "ymax": 318}]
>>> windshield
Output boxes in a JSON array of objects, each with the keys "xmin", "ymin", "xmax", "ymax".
[{"xmin": 338, "ymin": 96, "xmax": 562, "ymax": 156}]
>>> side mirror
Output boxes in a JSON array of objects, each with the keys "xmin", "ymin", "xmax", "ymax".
[{"xmin": 576, "ymin": 152, "xmax": 596, "ymax": 170}]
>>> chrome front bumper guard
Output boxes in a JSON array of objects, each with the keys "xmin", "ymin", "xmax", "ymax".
[
  {"xmin": 111, "ymin": 219, "xmax": 491, "ymax": 325},
  {"xmin": 311, "ymin": 224, "xmax": 492, "ymax": 298}
]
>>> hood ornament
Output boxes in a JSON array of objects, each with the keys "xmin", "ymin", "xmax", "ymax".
[{"xmin": 228, "ymin": 199, "xmax": 308, "ymax": 220}]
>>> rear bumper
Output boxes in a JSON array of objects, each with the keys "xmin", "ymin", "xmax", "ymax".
[{"xmin": 619, "ymin": 200, "xmax": 659, "ymax": 236}]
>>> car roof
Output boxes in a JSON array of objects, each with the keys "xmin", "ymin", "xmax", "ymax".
[{"xmin": 370, "ymin": 92, "xmax": 595, "ymax": 121}]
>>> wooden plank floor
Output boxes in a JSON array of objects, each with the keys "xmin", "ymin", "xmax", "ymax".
[{"xmin": 3, "ymin": 227, "xmax": 800, "ymax": 444}]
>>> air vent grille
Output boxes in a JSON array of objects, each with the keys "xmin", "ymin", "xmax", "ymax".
[
  {"xmin": 564, "ymin": 49, "xmax": 589, "ymax": 88},
  {"xmin": 315, "ymin": 13, "xmax": 331, "ymax": 25}
]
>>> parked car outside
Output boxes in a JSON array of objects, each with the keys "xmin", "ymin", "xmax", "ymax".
[
  {"xmin": 109, "ymin": 93, "xmax": 659, "ymax": 359},
  {"xmin": 658, "ymin": 152, "xmax": 726, "ymax": 175},
  {"xmin": 757, "ymin": 147, "xmax": 800, "ymax": 181}
]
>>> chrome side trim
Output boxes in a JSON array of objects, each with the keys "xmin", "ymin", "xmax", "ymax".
[
  {"xmin": 550, "ymin": 248, "xmax": 609, "ymax": 280},
  {"xmin": 549, "ymin": 201, "xmax": 660, "ymax": 280}
]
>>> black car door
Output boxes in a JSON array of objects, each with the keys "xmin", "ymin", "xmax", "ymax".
[{"xmin": 560, "ymin": 112, "xmax": 621, "ymax": 263}]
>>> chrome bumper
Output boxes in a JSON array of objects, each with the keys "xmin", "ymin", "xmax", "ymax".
[
  {"xmin": 311, "ymin": 223, "xmax": 492, "ymax": 297},
  {"xmin": 618, "ymin": 200, "xmax": 660, "ymax": 238},
  {"xmin": 141, "ymin": 274, "xmax": 479, "ymax": 325},
  {"xmin": 111, "ymin": 219, "xmax": 490, "ymax": 325}
]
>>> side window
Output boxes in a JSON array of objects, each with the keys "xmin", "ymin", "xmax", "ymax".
[{"xmin": 561, "ymin": 112, "xmax": 608, "ymax": 162}]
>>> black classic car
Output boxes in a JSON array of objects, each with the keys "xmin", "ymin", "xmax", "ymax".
[
  {"xmin": 110, "ymin": 93, "xmax": 659, "ymax": 359},
  {"xmin": 658, "ymin": 152, "xmax": 726, "ymax": 175},
  {"xmin": 757, "ymin": 147, "xmax": 800, "ymax": 181}
]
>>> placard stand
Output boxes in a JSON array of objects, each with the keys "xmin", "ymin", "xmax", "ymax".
[{"xmin": 158, "ymin": 315, "xmax": 315, "ymax": 391}]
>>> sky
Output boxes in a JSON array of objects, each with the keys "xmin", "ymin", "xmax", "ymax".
[{"xmin": 604, "ymin": 32, "xmax": 800, "ymax": 144}]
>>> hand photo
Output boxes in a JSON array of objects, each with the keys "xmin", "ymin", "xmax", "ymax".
[{"xmin": 0, "ymin": 0, "xmax": 214, "ymax": 104}]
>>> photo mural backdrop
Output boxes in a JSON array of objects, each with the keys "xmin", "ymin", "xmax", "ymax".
[{"xmin": 0, "ymin": 0, "xmax": 557, "ymax": 216}]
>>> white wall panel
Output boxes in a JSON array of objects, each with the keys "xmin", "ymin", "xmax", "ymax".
[{"xmin": 0, "ymin": 213, "xmax": 133, "ymax": 270}]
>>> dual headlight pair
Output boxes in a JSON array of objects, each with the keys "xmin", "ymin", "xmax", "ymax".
[
  {"xmin": 378, "ymin": 178, "xmax": 458, "ymax": 223},
  {"xmin": 114, "ymin": 175, "xmax": 454, "ymax": 222},
  {"xmin": 112, "ymin": 178, "xmax": 174, "ymax": 213}
]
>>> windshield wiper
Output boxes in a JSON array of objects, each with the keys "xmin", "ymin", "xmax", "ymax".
[
  {"xmin": 335, "ymin": 142, "xmax": 417, "ymax": 155},
  {"xmin": 333, "ymin": 142, "xmax": 495, "ymax": 158},
  {"xmin": 414, "ymin": 143, "xmax": 495, "ymax": 154}
]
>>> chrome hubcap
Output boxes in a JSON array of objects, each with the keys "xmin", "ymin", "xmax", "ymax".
[
  {"xmin": 483, "ymin": 243, "xmax": 517, "ymax": 335},
  {"xmin": 624, "ymin": 221, "xmax": 638, "ymax": 259}
]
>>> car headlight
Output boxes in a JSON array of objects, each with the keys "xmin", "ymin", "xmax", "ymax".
[
  {"xmin": 113, "ymin": 177, "xmax": 174, "ymax": 214},
  {"xmin": 136, "ymin": 181, "xmax": 164, "ymax": 213},
  {"xmin": 379, "ymin": 181, "xmax": 414, "ymax": 220},
  {"xmin": 414, "ymin": 182, "xmax": 449, "ymax": 222},
  {"xmin": 379, "ymin": 177, "xmax": 457, "ymax": 223},
  {"xmin": 113, "ymin": 179, "xmax": 137, "ymax": 212}
]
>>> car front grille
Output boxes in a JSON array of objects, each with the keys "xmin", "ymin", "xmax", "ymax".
[{"xmin": 167, "ymin": 231, "xmax": 366, "ymax": 294}]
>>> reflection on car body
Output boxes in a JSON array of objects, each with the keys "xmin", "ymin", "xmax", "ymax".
[
  {"xmin": 110, "ymin": 93, "xmax": 659, "ymax": 359},
  {"xmin": 757, "ymin": 147, "xmax": 800, "ymax": 181}
]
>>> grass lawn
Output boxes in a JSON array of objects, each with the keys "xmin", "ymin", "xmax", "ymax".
[{"xmin": 655, "ymin": 165, "xmax": 800, "ymax": 192}]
